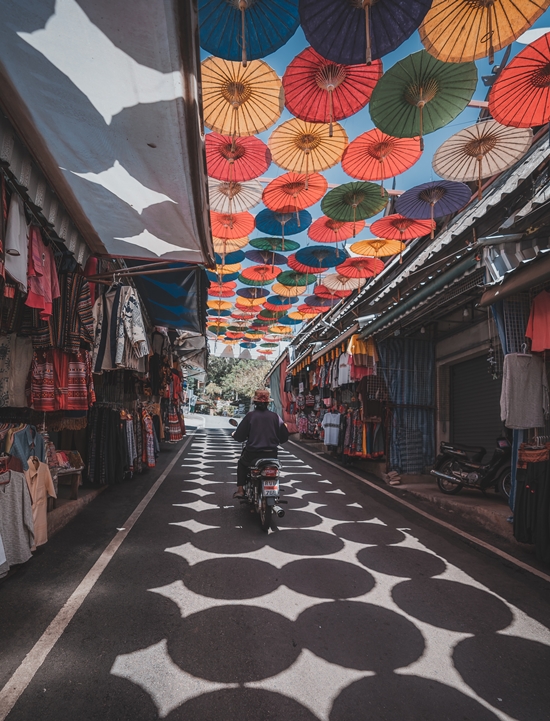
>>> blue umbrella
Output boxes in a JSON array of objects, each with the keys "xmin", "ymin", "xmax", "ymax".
[
  {"xmin": 206, "ymin": 270, "xmax": 240, "ymax": 282},
  {"xmin": 303, "ymin": 294, "xmax": 339, "ymax": 308},
  {"xmin": 395, "ymin": 180, "xmax": 472, "ymax": 237},
  {"xmin": 240, "ymin": 341, "xmax": 257, "ymax": 348},
  {"xmin": 299, "ymin": 0, "xmax": 432, "ymax": 65},
  {"xmin": 207, "ymin": 309, "xmax": 231, "ymax": 317},
  {"xmin": 295, "ymin": 246, "xmax": 349, "ymax": 270},
  {"xmin": 214, "ymin": 250, "xmax": 246, "ymax": 265},
  {"xmin": 237, "ymin": 287, "xmax": 270, "ymax": 299},
  {"xmin": 266, "ymin": 295, "xmax": 298, "ymax": 306},
  {"xmin": 255, "ymin": 208, "xmax": 312, "ymax": 245},
  {"xmin": 277, "ymin": 315, "xmax": 303, "ymax": 325},
  {"xmin": 245, "ymin": 249, "xmax": 287, "ymax": 265},
  {"xmin": 199, "ymin": 0, "xmax": 300, "ymax": 66}
]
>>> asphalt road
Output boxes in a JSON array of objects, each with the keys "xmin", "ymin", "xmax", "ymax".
[{"xmin": 1, "ymin": 429, "xmax": 549, "ymax": 721}]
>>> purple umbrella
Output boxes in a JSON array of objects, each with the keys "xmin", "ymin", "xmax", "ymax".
[
  {"xmin": 236, "ymin": 287, "xmax": 270, "ymax": 299},
  {"xmin": 303, "ymin": 294, "xmax": 340, "ymax": 308},
  {"xmin": 245, "ymin": 249, "xmax": 288, "ymax": 266},
  {"xmin": 395, "ymin": 180, "xmax": 472, "ymax": 239},
  {"xmin": 299, "ymin": 0, "xmax": 432, "ymax": 65}
]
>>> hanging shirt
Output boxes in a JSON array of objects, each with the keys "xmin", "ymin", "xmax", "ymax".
[
  {"xmin": 0, "ymin": 471, "xmax": 34, "ymax": 577},
  {"xmin": 500, "ymin": 353, "xmax": 549, "ymax": 429},
  {"xmin": 338, "ymin": 352, "xmax": 351, "ymax": 385},
  {"xmin": 4, "ymin": 194, "xmax": 29, "ymax": 292},
  {"xmin": 322, "ymin": 412, "xmax": 341, "ymax": 446},
  {"xmin": 25, "ymin": 457, "xmax": 56, "ymax": 547},
  {"xmin": 25, "ymin": 226, "xmax": 61, "ymax": 320},
  {"xmin": 526, "ymin": 290, "xmax": 550, "ymax": 352}
]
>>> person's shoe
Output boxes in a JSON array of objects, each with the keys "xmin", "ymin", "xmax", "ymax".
[{"xmin": 233, "ymin": 487, "xmax": 246, "ymax": 499}]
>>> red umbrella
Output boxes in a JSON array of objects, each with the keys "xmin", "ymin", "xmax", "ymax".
[
  {"xmin": 336, "ymin": 256, "xmax": 384, "ymax": 278},
  {"xmin": 489, "ymin": 32, "xmax": 550, "ymax": 128},
  {"xmin": 314, "ymin": 284, "xmax": 352, "ymax": 299},
  {"xmin": 208, "ymin": 283, "xmax": 236, "ymax": 298},
  {"xmin": 308, "ymin": 215, "xmax": 365, "ymax": 244},
  {"xmin": 342, "ymin": 129, "xmax": 422, "ymax": 192},
  {"xmin": 283, "ymin": 46, "xmax": 383, "ymax": 136},
  {"xmin": 240, "ymin": 264, "xmax": 281, "ymax": 282},
  {"xmin": 297, "ymin": 303, "xmax": 327, "ymax": 314},
  {"xmin": 263, "ymin": 172, "xmax": 327, "ymax": 212},
  {"xmin": 264, "ymin": 300, "xmax": 293, "ymax": 312},
  {"xmin": 210, "ymin": 211, "xmax": 255, "ymax": 239},
  {"xmin": 231, "ymin": 312, "xmax": 256, "ymax": 320},
  {"xmin": 288, "ymin": 254, "xmax": 323, "ymax": 275},
  {"xmin": 205, "ymin": 132, "xmax": 272, "ymax": 182},
  {"xmin": 370, "ymin": 214, "xmax": 435, "ymax": 240}
]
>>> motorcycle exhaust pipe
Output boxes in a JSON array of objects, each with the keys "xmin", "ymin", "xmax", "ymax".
[
  {"xmin": 430, "ymin": 469, "xmax": 461, "ymax": 485},
  {"xmin": 273, "ymin": 505, "xmax": 285, "ymax": 518}
]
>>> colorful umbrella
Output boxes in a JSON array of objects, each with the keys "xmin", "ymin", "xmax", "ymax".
[
  {"xmin": 342, "ymin": 129, "xmax": 422, "ymax": 193},
  {"xmin": 268, "ymin": 324, "xmax": 294, "ymax": 335},
  {"xmin": 206, "ymin": 134, "xmax": 272, "ymax": 183},
  {"xmin": 207, "ymin": 309, "xmax": 232, "ymax": 318},
  {"xmin": 208, "ymin": 178, "xmax": 263, "ymax": 215},
  {"xmin": 322, "ymin": 273, "xmax": 367, "ymax": 292},
  {"xmin": 432, "ymin": 121, "xmax": 533, "ymax": 200},
  {"xmin": 257, "ymin": 349, "xmax": 274, "ymax": 355},
  {"xmin": 208, "ymin": 285, "xmax": 236, "ymax": 298},
  {"xmin": 295, "ymin": 246, "xmax": 349, "ymax": 270},
  {"xmin": 235, "ymin": 296, "xmax": 266, "ymax": 308},
  {"xmin": 250, "ymin": 236, "xmax": 300, "ymax": 252},
  {"xmin": 202, "ymin": 57, "xmax": 283, "ymax": 137},
  {"xmin": 350, "ymin": 239, "xmax": 406, "ymax": 258},
  {"xmin": 277, "ymin": 315, "xmax": 303, "ymax": 325},
  {"xmin": 303, "ymin": 294, "xmax": 340, "ymax": 308},
  {"xmin": 214, "ymin": 250, "xmax": 246, "ymax": 265},
  {"xmin": 308, "ymin": 216, "xmax": 365, "ymax": 244},
  {"xmin": 207, "ymin": 300, "xmax": 233, "ymax": 310},
  {"xmin": 314, "ymin": 284, "xmax": 352, "ymax": 299},
  {"xmin": 300, "ymin": 0, "xmax": 432, "ymax": 65},
  {"xmin": 199, "ymin": 0, "xmax": 300, "ymax": 66},
  {"xmin": 262, "ymin": 172, "xmax": 328, "ymax": 212},
  {"xmin": 288, "ymin": 311, "xmax": 314, "ymax": 321},
  {"xmin": 240, "ymin": 264, "xmax": 281, "ymax": 282},
  {"xmin": 369, "ymin": 50, "xmax": 477, "ymax": 150},
  {"xmin": 261, "ymin": 342, "xmax": 279, "ymax": 348},
  {"xmin": 259, "ymin": 309, "xmax": 287, "ymax": 320},
  {"xmin": 395, "ymin": 180, "xmax": 472, "ymax": 238},
  {"xmin": 268, "ymin": 118, "xmax": 348, "ymax": 183},
  {"xmin": 420, "ymin": 0, "xmax": 550, "ymax": 65},
  {"xmin": 213, "ymin": 236, "xmax": 250, "ymax": 254},
  {"xmin": 282, "ymin": 46, "xmax": 382, "ymax": 135},
  {"xmin": 236, "ymin": 287, "xmax": 270, "ymax": 298},
  {"xmin": 277, "ymin": 269, "xmax": 317, "ymax": 286},
  {"xmin": 296, "ymin": 304, "xmax": 324, "ymax": 315},
  {"xmin": 245, "ymin": 249, "xmax": 287, "ymax": 266},
  {"xmin": 371, "ymin": 213, "xmax": 435, "ymax": 241},
  {"xmin": 210, "ymin": 211, "xmax": 255, "ymax": 239},
  {"xmin": 264, "ymin": 297, "xmax": 295, "ymax": 311},
  {"xmin": 288, "ymin": 254, "xmax": 323, "ymax": 274},
  {"xmin": 255, "ymin": 208, "xmax": 312, "ymax": 245},
  {"xmin": 240, "ymin": 342, "xmax": 257, "ymax": 349},
  {"xmin": 335, "ymin": 256, "xmax": 384, "ymax": 278},
  {"xmin": 232, "ymin": 311, "xmax": 257, "ymax": 320},
  {"xmin": 207, "ymin": 270, "xmax": 240, "ymax": 282},
  {"xmin": 489, "ymin": 31, "xmax": 550, "ymax": 128},
  {"xmin": 215, "ymin": 262, "xmax": 242, "ymax": 275},
  {"xmin": 321, "ymin": 181, "xmax": 388, "ymax": 232},
  {"xmin": 271, "ymin": 281, "xmax": 306, "ymax": 297}
]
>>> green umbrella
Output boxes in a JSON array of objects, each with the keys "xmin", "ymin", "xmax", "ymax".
[
  {"xmin": 237, "ymin": 273, "xmax": 274, "ymax": 287},
  {"xmin": 369, "ymin": 50, "xmax": 477, "ymax": 150},
  {"xmin": 277, "ymin": 269, "xmax": 317, "ymax": 287},
  {"xmin": 250, "ymin": 236, "xmax": 300, "ymax": 253},
  {"xmin": 321, "ymin": 181, "xmax": 388, "ymax": 234},
  {"xmin": 261, "ymin": 342, "xmax": 279, "ymax": 348},
  {"xmin": 258, "ymin": 309, "xmax": 287, "ymax": 320}
]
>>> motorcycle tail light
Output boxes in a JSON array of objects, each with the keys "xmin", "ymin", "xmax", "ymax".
[{"xmin": 262, "ymin": 467, "xmax": 278, "ymax": 477}]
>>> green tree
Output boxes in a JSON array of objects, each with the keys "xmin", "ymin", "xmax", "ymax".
[{"xmin": 221, "ymin": 359, "xmax": 271, "ymax": 401}]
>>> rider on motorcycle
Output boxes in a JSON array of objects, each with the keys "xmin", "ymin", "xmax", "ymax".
[{"xmin": 232, "ymin": 389, "xmax": 289, "ymax": 499}]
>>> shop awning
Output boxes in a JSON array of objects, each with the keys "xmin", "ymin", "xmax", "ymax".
[
  {"xmin": 311, "ymin": 323, "xmax": 359, "ymax": 363},
  {"xmin": 479, "ymin": 250, "xmax": 550, "ymax": 307},
  {"xmin": 0, "ymin": 0, "xmax": 214, "ymax": 265}
]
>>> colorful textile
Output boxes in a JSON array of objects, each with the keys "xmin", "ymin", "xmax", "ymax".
[
  {"xmin": 30, "ymin": 349, "xmax": 96, "ymax": 412},
  {"xmin": 526, "ymin": 290, "xmax": 550, "ymax": 352},
  {"xmin": 142, "ymin": 412, "xmax": 156, "ymax": 468},
  {"xmin": 25, "ymin": 226, "xmax": 61, "ymax": 320}
]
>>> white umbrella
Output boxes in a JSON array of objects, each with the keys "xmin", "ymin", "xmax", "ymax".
[
  {"xmin": 322, "ymin": 273, "xmax": 367, "ymax": 292},
  {"xmin": 208, "ymin": 178, "xmax": 263, "ymax": 215}
]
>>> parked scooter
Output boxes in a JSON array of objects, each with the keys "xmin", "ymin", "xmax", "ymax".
[
  {"xmin": 430, "ymin": 436, "xmax": 512, "ymax": 499},
  {"xmin": 229, "ymin": 418, "xmax": 286, "ymax": 531}
]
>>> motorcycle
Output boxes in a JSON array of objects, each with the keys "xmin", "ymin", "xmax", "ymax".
[
  {"xmin": 229, "ymin": 418, "xmax": 286, "ymax": 532},
  {"xmin": 430, "ymin": 436, "xmax": 512, "ymax": 499}
]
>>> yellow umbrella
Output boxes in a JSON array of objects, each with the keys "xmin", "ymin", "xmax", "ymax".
[
  {"xmin": 269, "ymin": 324, "xmax": 293, "ymax": 335},
  {"xmin": 202, "ymin": 57, "xmax": 284, "ymax": 137},
  {"xmin": 216, "ymin": 262, "xmax": 242, "ymax": 275},
  {"xmin": 207, "ymin": 300, "xmax": 232, "ymax": 310},
  {"xmin": 235, "ymin": 296, "xmax": 266, "ymax": 308},
  {"xmin": 289, "ymin": 310, "xmax": 318, "ymax": 320},
  {"xmin": 350, "ymin": 239, "xmax": 406, "ymax": 257},
  {"xmin": 268, "ymin": 118, "xmax": 348, "ymax": 186},
  {"xmin": 213, "ymin": 236, "xmax": 249, "ymax": 253},
  {"xmin": 271, "ymin": 282, "xmax": 306, "ymax": 297},
  {"xmin": 420, "ymin": 0, "xmax": 550, "ymax": 64}
]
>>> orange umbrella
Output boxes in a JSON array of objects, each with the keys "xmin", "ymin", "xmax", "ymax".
[
  {"xmin": 240, "ymin": 264, "xmax": 281, "ymax": 282},
  {"xmin": 208, "ymin": 285, "xmax": 236, "ymax": 298},
  {"xmin": 288, "ymin": 254, "xmax": 323, "ymax": 275},
  {"xmin": 269, "ymin": 324, "xmax": 294, "ymax": 334},
  {"xmin": 308, "ymin": 216, "xmax": 365, "ymax": 244},
  {"xmin": 206, "ymin": 133, "xmax": 272, "ymax": 182},
  {"xmin": 297, "ymin": 304, "xmax": 324, "ymax": 315},
  {"xmin": 215, "ymin": 262, "xmax": 242, "ymax": 276},
  {"xmin": 207, "ymin": 300, "xmax": 233, "ymax": 311},
  {"xmin": 271, "ymin": 282, "xmax": 306, "ymax": 297},
  {"xmin": 489, "ymin": 31, "xmax": 550, "ymax": 128},
  {"xmin": 371, "ymin": 214, "xmax": 435, "ymax": 240},
  {"xmin": 350, "ymin": 238, "xmax": 406, "ymax": 257},
  {"xmin": 288, "ymin": 311, "xmax": 316, "ymax": 321},
  {"xmin": 336, "ymin": 256, "xmax": 384, "ymax": 278},
  {"xmin": 314, "ymin": 284, "xmax": 352, "ymax": 299},
  {"xmin": 235, "ymin": 296, "xmax": 266, "ymax": 308},
  {"xmin": 342, "ymin": 129, "xmax": 422, "ymax": 194},
  {"xmin": 231, "ymin": 311, "xmax": 256, "ymax": 320},
  {"xmin": 210, "ymin": 211, "xmax": 255, "ymax": 239},
  {"xmin": 263, "ymin": 172, "xmax": 328, "ymax": 213}
]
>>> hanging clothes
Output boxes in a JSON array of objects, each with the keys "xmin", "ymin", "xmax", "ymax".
[
  {"xmin": 30, "ymin": 349, "xmax": 96, "ymax": 412},
  {"xmin": 322, "ymin": 411, "xmax": 340, "ymax": 446},
  {"xmin": 25, "ymin": 226, "xmax": 61, "ymax": 320},
  {"xmin": 4, "ymin": 194, "xmax": 28, "ymax": 292},
  {"xmin": 0, "ymin": 334, "xmax": 33, "ymax": 408},
  {"xmin": 9, "ymin": 426, "xmax": 45, "ymax": 471},
  {"xmin": 0, "ymin": 471, "xmax": 34, "ymax": 578},
  {"xmin": 526, "ymin": 290, "xmax": 550, "ymax": 352},
  {"xmin": 24, "ymin": 457, "xmax": 56, "ymax": 547},
  {"xmin": 500, "ymin": 353, "xmax": 549, "ymax": 430}
]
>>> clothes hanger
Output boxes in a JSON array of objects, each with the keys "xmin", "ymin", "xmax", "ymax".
[{"xmin": 517, "ymin": 342, "xmax": 532, "ymax": 357}]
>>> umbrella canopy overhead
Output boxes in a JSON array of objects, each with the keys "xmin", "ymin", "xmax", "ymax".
[
  {"xmin": 240, "ymin": 264, "xmax": 281, "ymax": 282},
  {"xmin": 420, "ymin": 0, "xmax": 550, "ymax": 65},
  {"xmin": 208, "ymin": 283, "xmax": 236, "ymax": 298},
  {"xmin": 489, "ymin": 31, "xmax": 550, "ymax": 128},
  {"xmin": 206, "ymin": 133, "xmax": 272, "ymax": 182},
  {"xmin": 268, "ymin": 118, "xmax": 348, "ymax": 178},
  {"xmin": 321, "ymin": 181, "xmax": 389, "ymax": 227},
  {"xmin": 213, "ymin": 236, "xmax": 250, "ymax": 253},
  {"xmin": 255, "ymin": 208, "xmax": 312, "ymax": 240},
  {"xmin": 207, "ymin": 299, "xmax": 233, "ymax": 310},
  {"xmin": 342, "ymin": 129, "xmax": 422, "ymax": 185},
  {"xmin": 271, "ymin": 281, "xmax": 307, "ymax": 297},
  {"xmin": 264, "ymin": 295, "xmax": 296, "ymax": 310},
  {"xmin": 199, "ymin": 0, "xmax": 300, "ymax": 66},
  {"xmin": 207, "ymin": 269, "xmax": 240, "ymax": 282},
  {"xmin": 314, "ymin": 284, "xmax": 352, "ymax": 299},
  {"xmin": 432, "ymin": 120, "xmax": 533, "ymax": 200},
  {"xmin": 278, "ymin": 269, "xmax": 317, "ymax": 286},
  {"xmin": 395, "ymin": 180, "xmax": 472, "ymax": 237},
  {"xmin": 336, "ymin": 256, "xmax": 384, "ymax": 278},
  {"xmin": 259, "ymin": 308, "xmax": 287, "ymax": 319},
  {"xmin": 370, "ymin": 50, "xmax": 477, "ymax": 149},
  {"xmin": 235, "ymin": 296, "xmax": 266, "ymax": 308},
  {"xmin": 245, "ymin": 249, "xmax": 288, "ymax": 265},
  {"xmin": 295, "ymin": 245, "xmax": 349, "ymax": 270},
  {"xmin": 263, "ymin": 172, "xmax": 328, "ymax": 211},
  {"xmin": 308, "ymin": 216, "xmax": 366, "ymax": 244},
  {"xmin": 303, "ymin": 294, "xmax": 340, "ymax": 308},
  {"xmin": 202, "ymin": 57, "xmax": 283, "ymax": 137},
  {"xmin": 268, "ymin": 324, "xmax": 294, "ymax": 334},
  {"xmin": 250, "ymin": 236, "xmax": 300, "ymax": 252},
  {"xmin": 300, "ymin": 0, "xmax": 433, "ymax": 65},
  {"xmin": 210, "ymin": 211, "xmax": 255, "ymax": 239},
  {"xmin": 214, "ymin": 249, "xmax": 246, "ymax": 265},
  {"xmin": 371, "ymin": 213, "xmax": 435, "ymax": 240},
  {"xmin": 296, "ymin": 304, "xmax": 323, "ymax": 315},
  {"xmin": 208, "ymin": 178, "xmax": 263, "ymax": 214},
  {"xmin": 207, "ymin": 308, "xmax": 231, "ymax": 317},
  {"xmin": 350, "ymin": 239, "xmax": 406, "ymax": 257},
  {"xmin": 288, "ymin": 253, "xmax": 324, "ymax": 274},
  {"xmin": 282, "ymin": 46, "xmax": 382, "ymax": 135},
  {"xmin": 322, "ymin": 273, "xmax": 367, "ymax": 291},
  {"xmin": 215, "ymin": 261, "xmax": 242, "ymax": 275},
  {"xmin": 237, "ymin": 287, "xmax": 271, "ymax": 299},
  {"xmin": 277, "ymin": 315, "xmax": 303, "ymax": 325}
]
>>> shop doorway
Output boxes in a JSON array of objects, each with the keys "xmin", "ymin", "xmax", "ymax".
[{"xmin": 450, "ymin": 354, "xmax": 504, "ymax": 461}]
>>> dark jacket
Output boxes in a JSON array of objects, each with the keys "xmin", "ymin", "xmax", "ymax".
[{"xmin": 233, "ymin": 409, "xmax": 289, "ymax": 451}]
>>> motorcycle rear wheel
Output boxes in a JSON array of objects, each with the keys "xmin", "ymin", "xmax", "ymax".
[
  {"xmin": 497, "ymin": 469, "xmax": 512, "ymax": 500},
  {"xmin": 436, "ymin": 460, "xmax": 463, "ymax": 495},
  {"xmin": 259, "ymin": 497, "xmax": 272, "ymax": 532}
]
